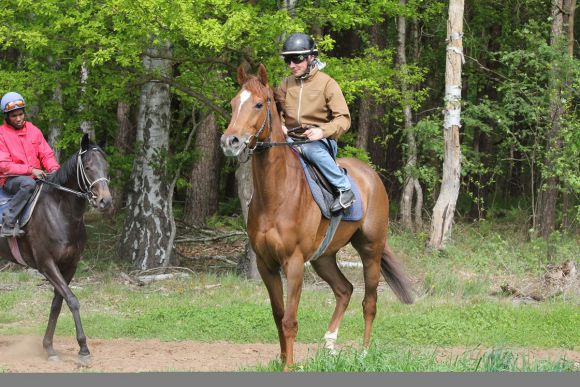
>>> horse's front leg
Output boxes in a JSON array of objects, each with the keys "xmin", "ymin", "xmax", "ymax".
[
  {"xmin": 256, "ymin": 258, "xmax": 287, "ymax": 363},
  {"xmin": 42, "ymin": 290, "xmax": 64, "ymax": 361},
  {"xmin": 39, "ymin": 261, "xmax": 90, "ymax": 363},
  {"xmin": 281, "ymin": 256, "xmax": 305, "ymax": 371}
]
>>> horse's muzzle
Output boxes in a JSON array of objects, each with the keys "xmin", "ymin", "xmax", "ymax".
[
  {"xmin": 220, "ymin": 134, "xmax": 248, "ymax": 157},
  {"xmin": 92, "ymin": 193, "xmax": 113, "ymax": 211}
]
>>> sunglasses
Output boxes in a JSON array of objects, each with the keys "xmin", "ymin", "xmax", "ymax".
[
  {"xmin": 5, "ymin": 100, "xmax": 25, "ymax": 111},
  {"xmin": 283, "ymin": 54, "xmax": 307, "ymax": 65}
]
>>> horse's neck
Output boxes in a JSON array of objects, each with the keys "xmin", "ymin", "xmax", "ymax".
[{"xmin": 251, "ymin": 109, "xmax": 304, "ymax": 206}]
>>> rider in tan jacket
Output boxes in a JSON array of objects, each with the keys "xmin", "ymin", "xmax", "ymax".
[{"xmin": 275, "ymin": 33, "xmax": 355, "ymax": 212}]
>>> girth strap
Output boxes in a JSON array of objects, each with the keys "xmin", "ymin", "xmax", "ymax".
[
  {"xmin": 8, "ymin": 237, "xmax": 27, "ymax": 266},
  {"xmin": 308, "ymin": 213, "xmax": 343, "ymax": 262}
]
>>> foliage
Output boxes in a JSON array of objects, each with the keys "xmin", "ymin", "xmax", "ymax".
[{"xmin": 0, "ymin": 0, "xmax": 577, "ymax": 256}]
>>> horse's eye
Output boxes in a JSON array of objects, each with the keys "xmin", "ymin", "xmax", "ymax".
[{"xmin": 255, "ymin": 102, "xmax": 263, "ymax": 109}]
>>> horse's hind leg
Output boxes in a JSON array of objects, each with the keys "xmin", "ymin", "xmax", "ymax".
[
  {"xmin": 256, "ymin": 258, "xmax": 287, "ymax": 365},
  {"xmin": 351, "ymin": 240, "xmax": 382, "ymax": 348},
  {"xmin": 43, "ymin": 290, "xmax": 64, "ymax": 361},
  {"xmin": 39, "ymin": 261, "xmax": 90, "ymax": 362},
  {"xmin": 310, "ymin": 254, "xmax": 353, "ymax": 352}
]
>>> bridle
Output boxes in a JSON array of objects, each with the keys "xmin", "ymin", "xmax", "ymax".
[
  {"xmin": 238, "ymin": 91, "xmax": 314, "ymax": 162},
  {"xmin": 243, "ymin": 95, "xmax": 273, "ymax": 155},
  {"xmin": 39, "ymin": 147, "xmax": 109, "ymax": 206}
]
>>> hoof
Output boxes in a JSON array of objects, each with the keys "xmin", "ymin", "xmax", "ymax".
[
  {"xmin": 47, "ymin": 355, "xmax": 60, "ymax": 362},
  {"xmin": 77, "ymin": 354, "xmax": 92, "ymax": 366},
  {"xmin": 324, "ymin": 347, "xmax": 337, "ymax": 356}
]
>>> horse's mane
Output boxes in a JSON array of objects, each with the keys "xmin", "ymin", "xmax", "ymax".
[
  {"xmin": 48, "ymin": 151, "xmax": 79, "ymax": 186},
  {"xmin": 48, "ymin": 145, "xmax": 105, "ymax": 186}
]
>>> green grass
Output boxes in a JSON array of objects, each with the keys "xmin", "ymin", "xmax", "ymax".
[
  {"xmin": 0, "ymin": 272, "xmax": 577, "ymax": 350},
  {"xmin": 253, "ymin": 345, "xmax": 577, "ymax": 372},
  {"xmin": 0, "ymin": 218, "xmax": 577, "ymax": 371}
]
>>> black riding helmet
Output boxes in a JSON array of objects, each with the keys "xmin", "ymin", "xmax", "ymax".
[{"xmin": 281, "ymin": 33, "xmax": 318, "ymax": 56}]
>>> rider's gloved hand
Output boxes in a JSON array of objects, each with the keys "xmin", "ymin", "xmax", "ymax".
[{"xmin": 32, "ymin": 168, "xmax": 47, "ymax": 179}]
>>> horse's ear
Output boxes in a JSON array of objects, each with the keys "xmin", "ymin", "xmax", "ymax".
[
  {"xmin": 237, "ymin": 64, "xmax": 248, "ymax": 86},
  {"xmin": 258, "ymin": 64, "xmax": 268, "ymax": 86},
  {"xmin": 80, "ymin": 133, "xmax": 90, "ymax": 152}
]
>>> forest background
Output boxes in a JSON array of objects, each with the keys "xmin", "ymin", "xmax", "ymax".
[{"xmin": 0, "ymin": 0, "xmax": 577, "ymax": 271}]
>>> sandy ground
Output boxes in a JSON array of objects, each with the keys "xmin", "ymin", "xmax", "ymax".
[
  {"xmin": 0, "ymin": 335, "xmax": 578, "ymax": 373},
  {"xmin": 0, "ymin": 335, "xmax": 320, "ymax": 372}
]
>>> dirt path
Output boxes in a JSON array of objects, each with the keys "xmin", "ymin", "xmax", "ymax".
[
  {"xmin": 0, "ymin": 335, "xmax": 320, "ymax": 372},
  {"xmin": 1, "ymin": 335, "xmax": 578, "ymax": 372}
]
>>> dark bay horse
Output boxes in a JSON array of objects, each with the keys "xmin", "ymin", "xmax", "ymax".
[
  {"xmin": 221, "ymin": 64, "xmax": 413, "ymax": 370},
  {"xmin": 0, "ymin": 133, "xmax": 112, "ymax": 362}
]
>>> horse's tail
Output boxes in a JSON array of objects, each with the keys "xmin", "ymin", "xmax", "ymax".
[{"xmin": 380, "ymin": 244, "xmax": 414, "ymax": 304}]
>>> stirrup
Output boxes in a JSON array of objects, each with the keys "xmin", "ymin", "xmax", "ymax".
[
  {"xmin": 330, "ymin": 189, "xmax": 355, "ymax": 213},
  {"xmin": 0, "ymin": 224, "xmax": 25, "ymax": 238}
]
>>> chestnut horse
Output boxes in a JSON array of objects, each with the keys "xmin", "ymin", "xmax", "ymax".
[
  {"xmin": 0, "ymin": 134, "xmax": 112, "ymax": 362},
  {"xmin": 221, "ymin": 64, "xmax": 413, "ymax": 370}
]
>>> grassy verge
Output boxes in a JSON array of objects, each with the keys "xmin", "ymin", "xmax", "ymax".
[
  {"xmin": 0, "ymin": 217, "xmax": 577, "ymax": 372},
  {"xmin": 254, "ymin": 345, "xmax": 577, "ymax": 372},
  {"xmin": 0, "ymin": 270, "xmax": 577, "ymax": 350}
]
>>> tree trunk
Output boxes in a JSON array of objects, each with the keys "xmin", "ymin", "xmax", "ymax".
[
  {"xmin": 183, "ymin": 112, "xmax": 221, "ymax": 226},
  {"xmin": 118, "ymin": 40, "xmax": 174, "ymax": 269},
  {"xmin": 281, "ymin": 0, "xmax": 298, "ymax": 16},
  {"xmin": 47, "ymin": 56, "xmax": 62, "ymax": 161},
  {"xmin": 561, "ymin": 0, "xmax": 575, "ymax": 232},
  {"xmin": 111, "ymin": 101, "xmax": 136, "ymax": 214},
  {"xmin": 427, "ymin": 0, "xmax": 464, "ymax": 250},
  {"xmin": 235, "ymin": 160, "xmax": 259, "ymax": 279},
  {"xmin": 540, "ymin": 0, "xmax": 568, "ymax": 243},
  {"xmin": 79, "ymin": 61, "xmax": 95, "ymax": 140},
  {"xmin": 398, "ymin": 0, "xmax": 423, "ymax": 231},
  {"xmin": 357, "ymin": 24, "xmax": 391, "ymax": 186}
]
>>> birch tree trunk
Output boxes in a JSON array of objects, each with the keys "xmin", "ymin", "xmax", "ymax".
[
  {"xmin": 47, "ymin": 56, "xmax": 62, "ymax": 161},
  {"xmin": 79, "ymin": 62, "xmax": 95, "ymax": 140},
  {"xmin": 118, "ymin": 40, "xmax": 174, "ymax": 269},
  {"xmin": 398, "ymin": 0, "xmax": 423, "ymax": 231},
  {"xmin": 427, "ymin": 0, "xmax": 464, "ymax": 250},
  {"xmin": 183, "ymin": 112, "xmax": 221, "ymax": 226}
]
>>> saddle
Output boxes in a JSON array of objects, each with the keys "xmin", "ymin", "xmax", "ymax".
[
  {"xmin": 291, "ymin": 149, "xmax": 363, "ymax": 222},
  {"xmin": 0, "ymin": 184, "xmax": 44, "ymax": 229}
]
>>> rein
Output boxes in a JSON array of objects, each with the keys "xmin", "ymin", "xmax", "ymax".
[
  {"xmin": 240, "ymin": 95, "xmax": 314, "ymax": 162},
  {"xmin": 38, "ymin": 148, "xmax": 109, "ymax": 203}
]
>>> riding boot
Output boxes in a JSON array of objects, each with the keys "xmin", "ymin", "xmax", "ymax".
[
  {"xmin": 1, "ymin": 177, "xmax": 36, "ymax": 238},
  {"xmin": 330, "ymin": 189, "xmax": 355, "ymax": 213}
]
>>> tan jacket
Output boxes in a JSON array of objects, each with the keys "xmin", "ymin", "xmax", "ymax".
[{"xmin": 275, "ymin": 66, "xmax": 351, "ymax": 140}]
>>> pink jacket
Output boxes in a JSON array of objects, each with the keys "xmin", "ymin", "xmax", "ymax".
[{"xmin": 0, "ymin": 121, "xmax": 60, "ymax": 186}]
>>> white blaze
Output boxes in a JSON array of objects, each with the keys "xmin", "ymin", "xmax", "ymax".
[{"xmin": 232, "ymin": 89, "xmax": 252, "ymax": 128}]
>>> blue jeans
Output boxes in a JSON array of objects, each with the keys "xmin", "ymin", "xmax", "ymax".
[{"xmin": 296, "ymin": 139, "xmax": 351, "ymax": 192}]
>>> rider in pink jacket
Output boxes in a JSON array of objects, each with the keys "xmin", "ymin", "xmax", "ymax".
[{"xmin": 0, "ymin": 92, "xmax": 59, "ymax": 237}]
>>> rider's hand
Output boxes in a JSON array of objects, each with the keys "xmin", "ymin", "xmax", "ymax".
[
  {"xmin": 303, "ymin": 126, "xmax": 324, "ymax": 141},
  {"xmin": 282, "ymin": 125, "xmax": 288, "ymax": 136},
  {"xmin": 32, "ymin": 168, "xmax": 47, "ymax": 179}
]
